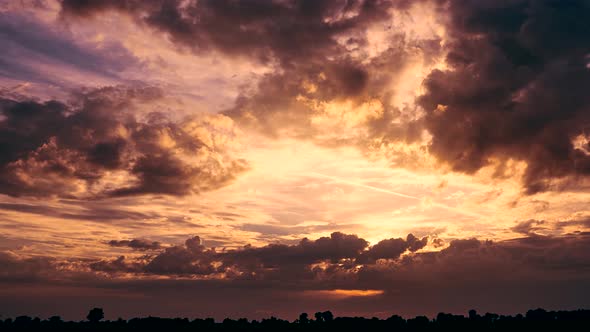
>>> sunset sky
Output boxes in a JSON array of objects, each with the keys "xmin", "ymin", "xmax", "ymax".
[{"xmin": 1, "ymin": 0, "xmax": 590, "ymax": 320}]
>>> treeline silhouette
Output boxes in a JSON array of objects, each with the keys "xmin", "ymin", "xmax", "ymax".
[{"xmin": 1, "ymin": 308, "xmax": 590, "ymax": 331}]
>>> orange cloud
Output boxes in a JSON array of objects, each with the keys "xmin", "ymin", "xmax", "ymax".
[{"xmin": 303, "ymin": 289, "xmax": 385, "ymax": 299}]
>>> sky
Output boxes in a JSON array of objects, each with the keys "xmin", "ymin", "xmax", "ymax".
[{"xmin": 1, "ymin": 0, "xmax": 590, "ymax": 321}]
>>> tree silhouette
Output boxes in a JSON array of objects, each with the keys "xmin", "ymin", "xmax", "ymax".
[
  {"xmin": 314, "ymin": 312, "xmax": 323, "ymax": 322},
  {"xmin": 298, "ymin": 312, "xmax": 309, "ymax": 324},
  {"xmin": 87, "ymin": 307, "xmax": 104, "ymax": 323},
  {"xmin": 1, "ymin": 307, "xmax": 590, "ymax": 331},
  {"xmin": 322, "ymin": 311, "xmax": 334, "ymax": 322}
]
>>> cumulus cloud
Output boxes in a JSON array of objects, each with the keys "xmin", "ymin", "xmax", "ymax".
[
  {"xmin": 219, "ymin": 232, "xmax": 370, "ymax": 279},
  {"xmin": 88, "ymin": 232, "xmax": 426, "ymax": 278},
  {"xmin": 103, "ymin": 232, "xmax": 419, "ymax": 281},
  {"xmin": 91, "ymin": 233, "xmax": 371, "ymax": 277},
  {"xmin": 143, "ymin": 236, "xmax": 218, "ymax": 275},
  {"xmin": 358, "ymin": 233, "xmax": 428, "ymax": 263},
  {"xmin": 83, "ymin": 231, "xmax": 590, "ymax": 293},
  {"xmin": 3, "ymin": 231, "xmax": 590, "ymax": 318},
  {"xmin": 0, "ymin": 85, "xmax": 248, "ymax": 198}
]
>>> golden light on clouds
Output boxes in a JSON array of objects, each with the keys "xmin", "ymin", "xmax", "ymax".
[{"xmin": 304, "ymin": 289, "xmax": 385, "ymax": 299}]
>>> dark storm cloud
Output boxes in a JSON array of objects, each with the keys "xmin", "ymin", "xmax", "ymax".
[
  {"xmin": 418, "ymin": 0, "xmax": 590, "ymax": 193},
  {"xmin": 108, "ymin": 239, "xmax": 162, "ymax": 251},
  {"xmin": 0, "ymin": 86, "xmax": 248, "ymax": 198}
]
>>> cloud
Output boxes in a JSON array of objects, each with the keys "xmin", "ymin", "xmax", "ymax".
[
  {"xmin": 84, "ymin": 231, "xmax": 590, "ymax": 290},
  {"xmin": 0, "ymin": 202, "xmax": 158, "ymax": 222},
  {"xmin": 3, "ymin": 232, "xmax": 590, "ymax": 319},
  {"xmin": 511, "ymin": 219, "xmax": 546, "ymax": 235},
  {"xmin": 358, "ymin": 234, "xmax": 590, "ymax": 290},
  {"xmin": 143, "ymin": 236, "xmax": 218, "ymax": 275},
  {"xmin": 222, "ymin": 232, "xmax": 369, "ymax": 272},
  {"xmin": 0, "ymin": 11, "xmax": 138, "ymax": 89},
  {"xmin": 108, "ymin": 239, "xmax": 162, "ymax": 251},
  {"xmin": 60, "ymin": 0, "xmax": 442, "ymax": 161},
  {"xmin": 88, "ymin": 255, "xmax": 144, "ymax": 274},
  {"xmin": 0, "ymin": 85, "xmax": 248, "ymax": 198},
  {"xmin": 223, "ymin": 36, "xmax": 441, "ymax": 147},
  {"xmin": 0, "ymin": 0, "xmax": 585, "ymax": 320},
  {"xmin": 56, "ymin": 0, "xmax": 590, "ymax": 194},
  {"xmin": 89, "ymin": 236, "xmax": 216, "ymax": 276},
  {"xmin": 0, "ymin": 251, "xmax": 61, "ymax": 283},
  {"xmin": 60, "ymin": 0, "xmax": 395, "ymax": 65},
  {"xmin": 417, "ymin": 0, "xmax": 590, "ymax": 193},
  {"xmin": 82, "ymin": 232, "xmax": 427, "ymax": 283},
  {"xmin": 91, "ymin": 232, "xmax": 371, "ymax": 277},
  {"xmin": 358, "ymin": 233, "xmax": 428, "ymax": 263},
  {"xmin": 509, "ymin": 217, "xmax": 590, "ymax": 236}
]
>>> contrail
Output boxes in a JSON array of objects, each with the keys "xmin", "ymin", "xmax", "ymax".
[
  {"xmin": 307, "ymin": 172, "xmax": 484, "ymax": 218},
  {"xmin": 309, "ymin": 172, "xmax": 419, "ymax": 200}
]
